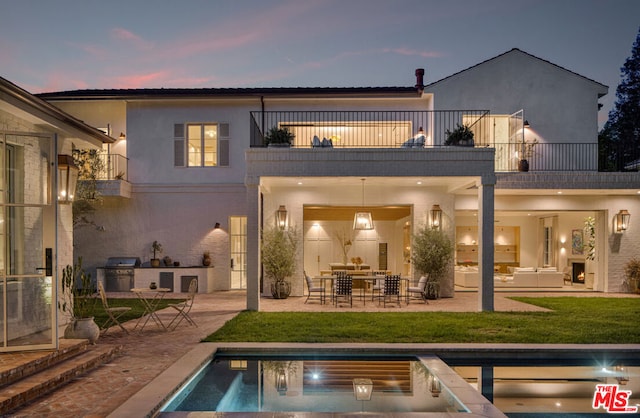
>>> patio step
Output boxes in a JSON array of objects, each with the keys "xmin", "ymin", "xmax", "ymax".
[{"xmin": 0, "ymin": 339, "xmax": 123, "ymax": 415}]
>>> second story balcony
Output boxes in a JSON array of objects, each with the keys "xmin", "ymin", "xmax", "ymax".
[
  {"xmin": 250, "ymin": 110, "xmax": 491, "ymax": 149},
  {"xmin": 250, "ymin": 111, "xmax": 639, "ymax": 173}
]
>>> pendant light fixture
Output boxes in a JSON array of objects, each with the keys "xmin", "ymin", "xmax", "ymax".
[{"xmin": 353, "ymin": 178, "xmax": 374, "ymax": 230}]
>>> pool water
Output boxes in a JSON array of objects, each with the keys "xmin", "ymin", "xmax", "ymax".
[
  {"xmin": 161, "ymin": 354, "xmax": 469, "ymax": 414},
  {"xmin": 159, "ymin": 350, "xmax": 639, "ymax": 416}
]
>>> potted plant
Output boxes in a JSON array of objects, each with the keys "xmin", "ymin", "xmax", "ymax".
[
  {"xmin": 262, "ymin": 225, "xmax": 298, "ymax": 299},
  {"xmin": 518, "ymin": 138, "xmax": 538, "ymax": 172},
  {"xmin": 58, "ymin": 257, "xmax": 100, "ymax": 344},
  {"xmin": 623, "ymin": 258, "xmax": 640, "ymax": 294},
  {"xmin": 411, "ymin": 225, "xmax": 454, "ymax": 299},
  {"xmin": 444, "ymin": 123, "xmax": 474, "ymax": 147},
  {"xmin": 150, "ymin": 240, "xmax": 163, "ymax": 267},
  {"xmin": 264, "ymin": 126, "xmax": 295, "ymax": 147},
  {"xmin": 202, "ymin": 251, "xmax": 212, "ymax": 266}
]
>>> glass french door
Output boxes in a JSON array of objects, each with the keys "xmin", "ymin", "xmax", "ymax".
[
  {"xmin": 0, "ymin": 132, "xmax": 56, "ymax": 351},
  {"xmin": 230, "ymin": 216, "xmax": 247, "ymax": 289}
]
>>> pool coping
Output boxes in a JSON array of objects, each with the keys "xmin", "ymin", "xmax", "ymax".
[{"xmin": 107, "ymin": 343, "xmax": 640, "ymax": 418}]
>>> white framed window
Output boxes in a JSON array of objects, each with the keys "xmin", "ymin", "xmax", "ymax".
[{"xmin": 174, "ymin": 122, "xmax": 229, "ymax": 167}]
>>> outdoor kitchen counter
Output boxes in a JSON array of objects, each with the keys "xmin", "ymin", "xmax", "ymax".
[{"xmin": 97, "ymin": 266, "xmax": 216, "ymax": 293}]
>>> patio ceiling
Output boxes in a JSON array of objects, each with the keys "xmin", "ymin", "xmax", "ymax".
[{"xmin": 304, "ymin": 205, "xmax": 411, "ymax": 222}]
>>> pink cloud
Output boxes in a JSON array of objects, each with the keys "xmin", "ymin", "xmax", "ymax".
[
  {"xmin": 110, "ymin": 28, "xmax": 154, "ymax": 50},
  {"xmin": 110, "ymin": 71, "xmax": 171, "ymax": 89},
  {"xmin": 67, "ymin": 42, "xmax": 109, "ymax": 60}
]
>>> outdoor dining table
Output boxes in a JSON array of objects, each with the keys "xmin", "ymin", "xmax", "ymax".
[
  {"xmin": 316, "ymin": 275, "xmax": 409, "ymax": 306},
  {"xmin": 130, "ymin": 287, "xmax": 171, "ymax": 332}
]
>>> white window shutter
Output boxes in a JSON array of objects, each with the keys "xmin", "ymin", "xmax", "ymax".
[
  {"xmin": 219, "ymin": 123, "xmax": 230, "ymax": 138},
  {"xmin": 219, "ymin": 140, "xmax": 229, "ymax": 166},
  {"xmin": 174, "ymin": 123, "xmax": 185, "ymax": 167},
  {"xmin": 219, "ymin": 123, "xmax": 230, "ymax": 166}
]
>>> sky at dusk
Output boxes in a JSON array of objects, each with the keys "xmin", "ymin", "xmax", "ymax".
[{"xmin": 1, "ymin": 0, "xmax": 639, "ymax": 126}]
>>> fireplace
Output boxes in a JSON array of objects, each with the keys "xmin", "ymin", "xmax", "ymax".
[{"xmin": 572, "ymin": 262, "xmax": 585, "ymax": 284}]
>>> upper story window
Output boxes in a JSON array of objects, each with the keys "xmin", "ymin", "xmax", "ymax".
[
  {"xmin": 174, "ymin": 122, "xmax": 230, "ymax": 167},
  {"xmin": 188, "ymin": 124, "xmax": 217, "ymax": 167}
]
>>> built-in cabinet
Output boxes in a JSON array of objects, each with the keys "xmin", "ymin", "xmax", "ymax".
[{"xmin": 455, "ymin": 226, "xmax": 520, "ymax": 271}]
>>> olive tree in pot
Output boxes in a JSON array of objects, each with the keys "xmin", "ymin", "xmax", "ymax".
[
  {"xmin": 58, "ymin": 257, "xmax": 100, "ymax": 344},
  {"xmin": 411, "ymin": 225, "xmax": 454, "ymax": 299},
  {"xmin": 623, "ymin": 257, "xmax": 640, "ymax": 294},
  {"xmin": 262, "ymin": 225, "xmax": 298, "ymax": 299},
  {"xmin": 150, "ymin": 240, "xmax": 163, "ymax": 267}
]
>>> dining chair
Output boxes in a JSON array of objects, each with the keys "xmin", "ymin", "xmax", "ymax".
[
  {"xmin": 334, "ymin": 274, "xmax": 353, "ymax": 307},
  {"xmin": 370, "ymin": 271, "xmax": 386, "ymax": 301},
  {"xmin": 97, "ymin": 281, "xmax": 132, "ymax": 335},
  {"xmin": 167, "ymin": 278, "xmax": 198, "ymax": 330},
  {"xmin": 381, "ymin": 275, "xmax": 401, "ymax": 307},
  {"xmin": 407, "ymin": 275, "xmax": 429, "ymax": 304},
  {"xmin": 305, "ymin": 272, "xmax": 325, "ymax": 304}
]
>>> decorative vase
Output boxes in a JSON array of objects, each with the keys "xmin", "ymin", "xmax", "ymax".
[
  {"xmin": 518, "ymin": 159, "xmax": 529, "ymax": 172},
  {"xmin": 270, "ymin": 281, "xmax": 291, "ymax": 299},
  {"xmin": 150, "ymin": 259, "xmax": 160, "ymax": 268},
  {"xmin": 149, "ymin": 282, "xmax": 157, "ymax": 289},
  {"xmin": 64, "ymin": 317, "xmax": 100, "ymax": 344},
  {"xmin": 203, "ymin": 255, "xmax": 211, "ymax": 266}
]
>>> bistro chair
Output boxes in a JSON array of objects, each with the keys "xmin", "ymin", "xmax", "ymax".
[
  {"xmin": 381, "ymin": 275, "xmax": 402, "ymax": 307},
  {"xmin": 407, "ymin": 275, "xmax": 429, "ymax": 304},
  {"xmin": 305, "ymin": 272, "xmax": 325, "ymax": 304},
  {"xmin": 334, "ymin": 274, "xmax": 353, "ymax": 307},
  {"xmin": 370, "ymin": 271, "xmax": 386, "ymax": 301},
  {"xmin": 97, "ymin": 281, "xmax": 132, "ymax": 335},
  {"xmin": 167, "ymin": 278, "xmax": 198, "ymax": 330}
]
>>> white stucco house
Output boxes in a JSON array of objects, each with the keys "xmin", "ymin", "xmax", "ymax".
[
  {"xmin": 0, "ymin": 77, "xmax": 112, "ymax": 352},
  {"xmin": 34, "ymin": 48, "xmax": 640, "ymax": 313}
]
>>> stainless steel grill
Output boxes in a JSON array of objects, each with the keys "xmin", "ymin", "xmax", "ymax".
[{"xmin": 104, "ymin": 257, "xmax": 141, "ymax": 292}]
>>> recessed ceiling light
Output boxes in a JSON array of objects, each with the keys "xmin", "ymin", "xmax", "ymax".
[
  {"xmin": 557, "ymin": 191, "xmax": 563, "ymax": 194},
  {"xmin": 297, "ymin": 181, "xmax": 303, "ymax": 185},
  {"xmin": 417, "ymin": 181, "xmax": 422, "ymax": 185}
]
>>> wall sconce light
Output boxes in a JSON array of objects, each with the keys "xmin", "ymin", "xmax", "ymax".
[
  {"xmin": 524, "ymin": 120, "xmax": 530, "ymax": 128},
  {"xmin": 277, "ymin": 205, "xmax": 288, "ymax": 230},
  {"xmin": 352, "ymin": 378, "xmax": 373, "ymax": 401},
  {"xmin": 615, "ymin": 210, "xmax": 630, "ymax": 233},
  {"xmin": 429, "ymin": 204, "xmax": 442, "ymax": 230},
  {"xmin": 57, "ymin": 154, "xmax": 79, "ymax": 204},
  {"xmin": 119, "ymin": 132, "xmax": 126, "ymax": 140},
  {"xmin": 214, "ymin": 222, "xmax": 221, "ymax": 230},
  {"xmin": 276, "ymin": 370, "xmax": 288, "ymax": 395}
]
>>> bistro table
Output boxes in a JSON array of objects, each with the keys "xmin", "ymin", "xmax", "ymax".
[{"xmin": 130, "ymin": 287, "xmax": 171, "ymax": 332}]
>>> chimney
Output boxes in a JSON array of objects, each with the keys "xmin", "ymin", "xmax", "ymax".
[{"xmin": 415, "ymin": 68, "xmax": 425, "ymax": 92}]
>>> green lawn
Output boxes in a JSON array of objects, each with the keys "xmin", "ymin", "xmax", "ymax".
[{"xmin": 203, "ymin": 297, "xmax": 640, "ymax": 344}]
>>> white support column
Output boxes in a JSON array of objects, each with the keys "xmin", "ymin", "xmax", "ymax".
[
  {"xmin": 246, "ymin": 178, "xmax": 260, "ymax": 311},
  {"xmin": 478, "ymin": 179, "xmax": 495, "ymax": 312}
]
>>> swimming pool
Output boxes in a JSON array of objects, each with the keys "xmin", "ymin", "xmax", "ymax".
[
  {"xmin": 161, "ymin": 354, "xmax": 470, "ymax": 414},
  {"xmin": 109, "ymin": 343, "xmax": 639, "ymax": 417}
]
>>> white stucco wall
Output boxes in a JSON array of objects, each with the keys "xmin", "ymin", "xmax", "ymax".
[{"xmin": 424, "ymin": 49, "xmax": 607, "ymax": 143}]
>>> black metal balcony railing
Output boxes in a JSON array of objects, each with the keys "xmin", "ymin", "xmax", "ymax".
[
  {"xmin": 249, "ymin": 110, "xmax": 640, "ymax": 172},
  {"xmin": 493, "ymin": 142, "xmax": 600, "ymax": 172},
  {"xmin": 96, "ymin": 154, "xmax": 129, "ymax": 181},
  {"xmin": 250, "ymin": 110, "xmax": 491, "ymax": 148}
]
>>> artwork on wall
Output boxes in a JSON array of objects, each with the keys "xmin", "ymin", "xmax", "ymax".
[{"xmin": 571, "ymin": 229, "xmax": 584, "ymax": 255}]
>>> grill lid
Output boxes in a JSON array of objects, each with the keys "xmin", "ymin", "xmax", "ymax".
[{"xmin": 105, "ymin": 257, "xmax": 141, "ymax": 267}]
